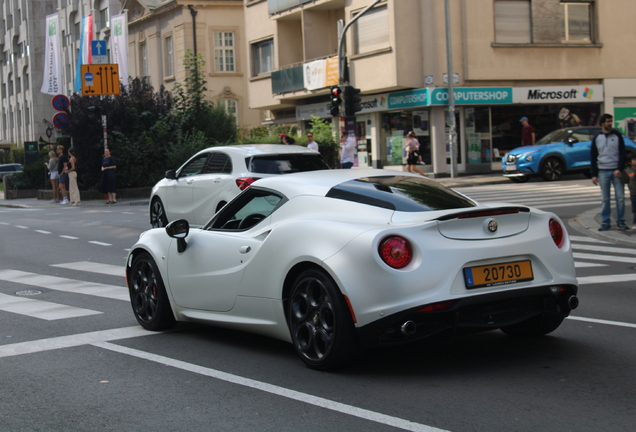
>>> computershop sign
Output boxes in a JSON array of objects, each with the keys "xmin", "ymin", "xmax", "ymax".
[
  {"xmin": 430, "ymin": 87, "xmax": 513, "ymax": 105},
  {"xmin": 513, "ymin": 85, "xmax": 603, "ymax": 103}
]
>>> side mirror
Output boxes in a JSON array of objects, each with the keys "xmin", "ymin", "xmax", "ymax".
[
  {"xmin": 166, "ymin": 219, "xmax": 190, "ymax": 253},
  {"xmin": 565, "ymin": 136, "xmax": 579, "ymax": 145},
  {"xmin": 165, "ymin": 169, "xmax": 177, "ymax": 180}
]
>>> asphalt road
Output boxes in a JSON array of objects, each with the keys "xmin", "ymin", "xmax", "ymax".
[{"xmin": 0, "ymin": 178, "xmax": 634, "ymax": 432}]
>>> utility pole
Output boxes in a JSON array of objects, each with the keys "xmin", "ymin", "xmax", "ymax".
[{"xmin": 445, "ymin": 0, "xmax": 458, "ymax": 178}]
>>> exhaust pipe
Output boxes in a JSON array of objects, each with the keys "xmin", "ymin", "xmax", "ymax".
[
  {"xmin": 400, "ymin": 320, "xmax": 416, "ymax": 336},
  {"xmin": 568, "ymin": 295, "xmax": 579, "ymax": 310}
]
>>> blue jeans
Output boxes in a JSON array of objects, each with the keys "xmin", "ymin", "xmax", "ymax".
[
  {"xmin": 598, "ymin": 169, "xmax": 625, "ymax": 225},
  {"xmin": 341, "ymin": 162, "xmax": 353, "ymax": 169}
]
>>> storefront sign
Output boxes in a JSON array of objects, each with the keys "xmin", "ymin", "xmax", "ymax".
[
  {"xmin": 431, "ymin": 87, "xmax": 513, "ymax": 105},
  {"xmin": 296, "ymin": 93, "xmax": 389, "ymax": 120},
  {"xmin": 513, "ymin": 85, "xmax": 603, "ymax": 103},
  {"xmin": 388, "ymin": 89, "xmax": 430, "ymax": 109}
]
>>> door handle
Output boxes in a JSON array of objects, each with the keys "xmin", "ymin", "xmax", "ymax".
[
  {"xmin": 186, "ymin": 179, "xmax": 194, "ymax": 185},
  {"xmin": 239, "ymin": 246, "xmax": 251, "ymax": 254}
]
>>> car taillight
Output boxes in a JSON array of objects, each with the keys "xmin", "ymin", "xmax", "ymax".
[
  {"xmin": 416, "ymin": 300, "xmax": 454, "ymax": 313},
  {"xmin": 236, "ymin": 177, "xmax": 260, "ymax": 191},
  {"xmin": 549, "ymin": 218, "xmax": 564, "ymax": 248},
  {"xmin": 378, "ymin": 236, "xmax": 412, "ymax": 269}
]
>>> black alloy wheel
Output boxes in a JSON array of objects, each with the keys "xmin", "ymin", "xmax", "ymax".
[
  {"xmin": 288, "ymin": 269, "xmax": 358, "ymax": 370},
  {"xmin": 128, "ymin": 252, "xmax": 176, "ymax": 331},
  {"xmin": 150, "ymin": 197, "xmax": 169, "ymax": 228},
  {"xmin": 540, "ymin": 157, "xmax": 564, "ymax": 181}
]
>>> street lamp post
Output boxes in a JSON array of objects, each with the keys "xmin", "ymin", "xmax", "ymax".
[{"xmin": 445, "ymin": 0, "xmax": 458, "ymax": 178}]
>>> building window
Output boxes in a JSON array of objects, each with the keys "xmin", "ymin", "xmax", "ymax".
[
  {"xmin": 220, "ymin": 99, "xmax": 238, "ymax": 123},
  {"xmin": 494, "ymin": 1, "xmax": 531, "ymax": 44},
  {"xmin": 74, "ymin": 22, "xmax": 80, "ymax": 42},
  {"xmin": 214, "ymin": 32, "xmax": 235, "ymax": 72},
  {"xmin": 8, "ymin": 75, "xmax": 13, "ymax": 97},
  {"xmin": 353, "ymin": 5, "xmax": 389, "ymax": 54},
  {"xmin": 16, "ymin": 77, "xmax": 21, "ymax": 94},
  {"xmin": 99, "ymin": 8, "xmax": 109, "ymax": 30},
  {"xmin": 140, "ymin": 43, "xmax": 148, "ymax": 77},
  {"xmin": 24, "ymin": 69, "xmax": 29, "ymax": 90},
  {"xmin": 165, "ymin": 36, "xmax": 174, "ymax": 78},
  {"xmin": 561, "ymin": 2, "xmax": 592, "ymax": 42},
  {"xmin": 251, "ymin": 39, "xmax": 273, "ymax": 77}
]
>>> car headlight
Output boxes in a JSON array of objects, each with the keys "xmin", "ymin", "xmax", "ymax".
[{"xmin": 518, "ymin": 150, "xmax": 540, "ymax": 161}]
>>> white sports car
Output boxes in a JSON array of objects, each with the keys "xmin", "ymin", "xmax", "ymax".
[
  {"xmin": 127, "ymin": 169, "xmax": 579, "ymax": 370},
  {"xmin": 149, "ymin": 144, "xmax": 329, "ymax": 228}
]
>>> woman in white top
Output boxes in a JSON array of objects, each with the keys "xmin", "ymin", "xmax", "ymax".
[
  {"xmin": 67, "ymin": 148, "xmax": 81, "ymax": 206},
  {"xmin": 45, "ymin": 151, "xmax": 60, "ymax": 203}
]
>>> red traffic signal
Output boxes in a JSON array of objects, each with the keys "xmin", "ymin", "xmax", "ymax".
[{"xmin": 330, "ymin": 86, "xmax": 342, "ymax": 116}]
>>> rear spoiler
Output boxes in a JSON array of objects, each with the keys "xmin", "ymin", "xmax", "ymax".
[{"xmin": 434, "ymin": 206, "xmax": 530, "ymax": 221}]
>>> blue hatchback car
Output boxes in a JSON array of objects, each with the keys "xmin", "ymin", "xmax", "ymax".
[{"xmin": 502, "ymin": 126, "xmax": 636, "ymax": 182}]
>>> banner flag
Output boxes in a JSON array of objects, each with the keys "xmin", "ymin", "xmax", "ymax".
[
  {"xmin": 74, "ymin": 15, "xmax": 93, "ymax": 93},
  {"xmin": 110, "ymin": 13, "xmax": 129, "ymax": 90},
  {"xmin": 41, "ymin": 13, "xmax": 62, "ymax": 95}
]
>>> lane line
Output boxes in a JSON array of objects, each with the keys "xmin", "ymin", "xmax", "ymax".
[
  {"xmin": 0, "ymin": 326, "xmax": 154, "ymax": 358},
  {"xmin": 88, "ymin": 241, "xmax": 112, "ymax": 247},
  {"xmin": 574, "ymin": 262, "xmax": 607, "ymax": 268},
  {"xmin": 16, "ymin": 225, "xmax": 29, "ymax": 229},
  {"xmin": 93, "ymin": 341, "xmax": 448, "ymax": 432},
  {"xmin": 59, "ymin": 235, "xmax": 78, "ymax": 240},
  {"xmin": 578, "ymin": 273, "xmax": 636, "ymax": 285},
  {"xmin": 573, "ymin": 243, "xmax": 636, "ymax": 256},
  {"xmin": 573, "ymin": 252, "xmax": 636, "ymax": 264},
  {"xmin": 51, "ymin": 261, "xmax": 125, "ymax": 277},
  {"xmin": 569, "ymin": 236, "xmax": 611, "ymax": 244},
  {"xmin": 0, "ymin": 269, "xmax": 128, "ymax": 301},
  {"xmin": 35, "ymin": 230, "xmax": 52, "ymax": 234},
  {"xmin": 0, "ymin": 293, "xmax": 101, "ymax": 320},
  {"xmin": 568, "ymin": 316, "xmax": 636, "ymax": 329}
]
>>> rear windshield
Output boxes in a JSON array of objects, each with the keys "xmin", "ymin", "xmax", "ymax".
[
  {"xmin": 326, "ymin": 176, "xmax": 477, "ymax": 212},
  {"xmin": 247, "ymin": 154, "xmax": 330, "ymax": 174}
]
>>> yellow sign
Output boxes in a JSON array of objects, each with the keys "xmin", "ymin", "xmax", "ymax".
[
  {"xmin": 81, "ymin": 64, "xmax": 121, "ymax": 96},
  {"xmin": 325, "ymin": 56, "xmax": 339, "ymax": 86}
]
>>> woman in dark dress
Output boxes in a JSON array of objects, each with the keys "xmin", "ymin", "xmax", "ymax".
[{"xmin": 99, "ymin": 148, "xmax": 117, "ymax": 204}]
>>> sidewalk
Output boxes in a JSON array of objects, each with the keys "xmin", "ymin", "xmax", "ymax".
[{"xmin": 2, "ymin": 173, "xmax": 635, "ymax": 245}]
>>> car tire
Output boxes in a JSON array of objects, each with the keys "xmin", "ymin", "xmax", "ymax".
[
  {"xmin": 150, "ymin": 197, "xmax": 169, "ymax": 228},
  {"xmin": 500, "ymin": 313, "xmax": 564, "ymax": 338},
  {"xmin": 128, "ymin": 252, "xmax": 176, "ymax": 331},
  {"xmin": 540, "ymin": 158, "xmax": 564, "ymax": 181},
  {"xmin": 288, "ymin": 268, "xmax": 359, "ymax": 370}
]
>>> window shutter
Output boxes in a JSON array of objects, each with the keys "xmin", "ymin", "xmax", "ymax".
[{"xmin": 494, "ymin": 1, "xmax": 531, "ymax": 44}]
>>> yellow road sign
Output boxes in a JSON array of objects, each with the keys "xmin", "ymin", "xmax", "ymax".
[{"xmin": 81, "ymin": 64, "xmax": 120, "ymax": 96}]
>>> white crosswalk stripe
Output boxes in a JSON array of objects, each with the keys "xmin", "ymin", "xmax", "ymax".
[
  {"xmin": 0, "ymin": 269, "xmax": 128, "ymax": 301},
  {"xmin": 0, "ymin": 292, "xmax": 101, "ymax": 320},
  {"xmin": 51, "ymin": 261, "xmax": 125, "ymax": 277}
]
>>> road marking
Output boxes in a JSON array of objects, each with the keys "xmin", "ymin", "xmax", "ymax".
[
  {"xmin": 52, "ymin": 261, "xmax": 125, "ymax": 277},
  {"xmin": 569, "ymin": 236, "xmax": 611, "ymax": 244},
  {"xmin": 0, "ymin": 270, "xmax": 128, "ymax": 301},
  {"xmin": 573, "ymin": 252, "xmax": 636, "ymax": 264},
  {"xmin": 578, "ymin": 273, "xmax": 636, "ymax": 285},
  {"xmin": 16, "ymin": 225, "xmax": 29, "ymax": 229},
  {"xmin": 573, "ymin": 243, "xmax": 636, "ymax": 255},
  {"xmin": 59, "ymin": 235, "xmax": 78, "ymax": 240},
  {"xmin": 574, "ymin": 262, "xmax": 607, "ymax": 268},
  {"xmin": 0, "ymin": 292, "xmax": 101, "ymax": 320},
  {"xmin": 568, "ymin": 316, "xmax": 636, "ymax": 329},
  {"xmin": 35, "ymin": 230, "xmax": 52, "ymax": 234},
  {"xmin": 88, "ymin": 241, "xmax": 112, "ymax": 247},
  {"xmin": 0, "ymin": 326, "xmax": 154, "ymax": 358},
  {"xmin": 93, "ymin": 341, "xmax": 448, "ymax": 432}
]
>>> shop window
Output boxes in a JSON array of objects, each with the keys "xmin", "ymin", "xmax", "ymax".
[
  {"xmin": 561, "ymin": 2, "xmax": 592, "ymax": 43},
  {"xmin": 494, "ymin": 1, "xmax": 531, "ymax": 44},
  {"xmin": 251, "ymin": 39, "xmax": 273, "ymax": 77},
  {"xmin": 353, "ymin": 5, "xmax": 389, "ymax": 54}
]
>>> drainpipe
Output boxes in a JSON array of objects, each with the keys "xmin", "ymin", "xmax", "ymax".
[{"xmin": 188, "ymin": 5, "xmax": 198, "ymax": 56}]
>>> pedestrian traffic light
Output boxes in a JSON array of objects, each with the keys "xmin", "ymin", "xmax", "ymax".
[
  {"xmin": 87, "ymin": 105, "xmax": 102, "ymax": 121},
  {"xmin": 344, "ymin": 86, "xmax": 362, "ymax": 117},
  {"xmin": 330, "ymin": 86, "xmax": 342, "ymax": 117}
]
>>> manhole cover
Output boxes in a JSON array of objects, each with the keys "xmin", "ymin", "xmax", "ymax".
[{"xmin": 15, "ymin": 290, "xmax": 43, "ymax": 296}]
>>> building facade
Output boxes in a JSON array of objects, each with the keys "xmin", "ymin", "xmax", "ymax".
[
  {"xmin": 0, "ymin": 0, "xmax": 260, "ymax": 150},
  {"xmin": 245, "ymin": 0, "xmax": 636, "ymax": 175}
]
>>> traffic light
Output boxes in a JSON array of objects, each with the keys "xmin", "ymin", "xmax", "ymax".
[
  {"xmin": 330, "ymin": 86, "xmax": 342, "ymax": 117},
  {"xmin": 344, "ymin": 86, "xmax": 362, "ymax": 117},
  {"xmin": 87, "ymin": 105, "xmax": 102, "ymax": 121}
]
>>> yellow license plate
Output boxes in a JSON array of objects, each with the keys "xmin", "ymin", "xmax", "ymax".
[{"xmin": 463, "ymin": 260, "xmax": 534, "ymax": 289}]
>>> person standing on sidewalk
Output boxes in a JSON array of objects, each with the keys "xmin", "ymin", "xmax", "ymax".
[
  {"xmin": 45, "ymin": 151, "xmax": 60, "ymax": 203},
  {"xmin": 56, "ymin": 145, "xmax": 69, "ymax": 205},
  {"xmin": 67, "ymin": 148, "xmax": 80, "ymax": 206},
  {"xmin": 340, "ymin": 131, "xmax": 356, "ymax": 169},
  {"xmin": 591, "ymin": 113, "xmax": 628, "ymax": 231},
  {"xmin": 520, "ymin": 117, "xmax": 535, "ymax": 146}
]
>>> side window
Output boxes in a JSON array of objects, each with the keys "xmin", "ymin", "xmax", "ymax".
[
  {"xmin": 179, "ymin": 154, "xmax": 210, "ymax": 177},
  {"xmin": 571, "ymin": 129, "xmax": 591, "ymax": 142},
  {"xmin": 203, "ymin": 152, "xmax": 233, "ymax": 174},
  {"xmin": 208, "ymin": 188, "xmax": 284, "ymax": 231}
]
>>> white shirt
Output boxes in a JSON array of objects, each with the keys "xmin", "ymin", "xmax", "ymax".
[
  {"xmin": 307, "ymin": 141, "xmax": 319, "ymax": 151},
  {"xmin": 340, "ymin": 136, "xmax": 356, "ymax": 164}
]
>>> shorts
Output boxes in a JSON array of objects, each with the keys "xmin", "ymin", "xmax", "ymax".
[
  {"xmin": 50, "ymin": 171, "xmax": 59, "ymax": 180},
  {"xmin": 59, "ymin": 173, "xmax": 69, "ymax": 185},
  {"xmin": 407, "ymin": 152, "xmax": 420, "ymax": 165}
]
